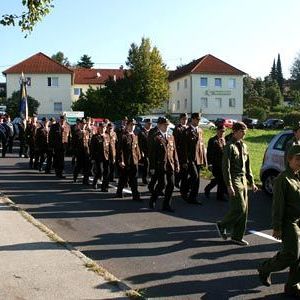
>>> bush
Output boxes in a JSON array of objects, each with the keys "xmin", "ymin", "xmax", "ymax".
[
  {"xmin": 245, "ymin": 107, "xmax": 267, "ymax": 121},
  {"xmin": 283, "ymin": 112, "xmax": 300, "ymax": 127}
]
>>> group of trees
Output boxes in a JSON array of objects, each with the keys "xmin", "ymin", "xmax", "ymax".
[
  {"xmin": 51, "ymin": 52, "xmax": 94, "ymax": 69},
  {"xmin": 72, "ymin": 38, "xmax": 169, "ymax": 120}
]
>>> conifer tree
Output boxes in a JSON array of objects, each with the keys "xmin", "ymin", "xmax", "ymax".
[{"xmin": 276, "ymin": 54, "xmax": 284, "ymax": 92}]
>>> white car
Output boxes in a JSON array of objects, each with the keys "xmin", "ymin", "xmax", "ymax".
[
  {"xmin": 260, "ymin": 130, "xmax": 293, "ymax": 195},
  {"xmin": 199, "ymin": 117, "xmax": 216, "ymax": 129}
]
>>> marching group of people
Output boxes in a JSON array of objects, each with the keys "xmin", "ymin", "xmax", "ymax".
[{"xmin": 3, "ymin": 111, "xmax": 300, "ymax": 296}]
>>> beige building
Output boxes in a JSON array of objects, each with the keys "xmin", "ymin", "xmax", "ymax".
[{"xmin": 168, "ymin": 54, "xmax": 246, "ymax": 120}]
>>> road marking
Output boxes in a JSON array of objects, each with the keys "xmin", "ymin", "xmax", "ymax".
[{"xmin": 248, "ymin": 230, "xmax": 281, "ymax": 243}]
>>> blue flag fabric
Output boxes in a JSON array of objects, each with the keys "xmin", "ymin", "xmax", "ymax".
[{"xmin": 19, "ymin": 79, "xmax": 28, "ymax": 120}]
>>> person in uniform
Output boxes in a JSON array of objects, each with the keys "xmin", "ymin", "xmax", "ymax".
[
  {"xmin": 173, "ymin": 112, "xmax": 188, "ymax": 190},
  {"xmin": 116, "ymin": 118, "xmax": 141, "ymax": 201},
  {"xmin": 138, "ymin": 118, "xmax": 152, "ymax": 185},
  {"xmin": 48, "ymin": 115, "xmax": 71, "ymax": 179},
  {"xmin": 25, "ymin": 115, "xmax": 38, "ymax": 168},
  {"xmin": 284, "ymin": 122, "xmax": 300, "ymax": 164},
  {"xmin": 90, "ymin": 122, "xmax": 111, "ymax": 191},
  {"xmin": 216, "ymin": 121, "xmax": 258, "ymax": 246},
  {"xmin": 257, "ymin": 145, "xmax": 300, "ymax": 297},
  {"xmin": 18, "ymin": 118, "xmax": 27, "ymax": 158},
  {"xmin": 45, "ymin": 117, "xmax": 56, "ymax": 174},
  {"xmin": 149, "ymin": 117, "xmax": 179, "ymax": 212},
  {"xmin": 106, "ymin": 122, "xmax": 117, "ymax": 182},
  {"xmin": 72, "ymin": 119, "xmax": 90, "ymax": 185},
  {"xmin": 181, "ymin": 112, "xmax": 207, "ymax": 204},
  {"xmin": 204, "ymin": 125, "xmax": 227, "ymax": 201},
  {"xmin": 147, "ymin": 124, "xmax": 159, "ymax": 193},
  {"xmin": 35, "ymin": 117, "xmax": 49, "ymax": 172}
]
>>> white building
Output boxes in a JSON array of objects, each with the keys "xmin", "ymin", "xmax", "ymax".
[
  {"xmin": 168, "ymin": 54, "xmax": 246, "ymax": 120},
  {"xmin": 3, "ymin": 52, "xmax": 73, "ymax": 116}
]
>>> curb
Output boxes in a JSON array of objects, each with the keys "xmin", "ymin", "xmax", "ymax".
[{"xmin": 0, "ymin": 193, "xmax": 144, "ymax": 300}]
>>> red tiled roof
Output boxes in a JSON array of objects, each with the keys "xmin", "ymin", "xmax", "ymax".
[
  {"xmin": 73, "ymin": 68, "xmax": 125, "ymax": 85},
  {"xmin": 2, "ymin": 52, "xmax": 73, "ymax": 75},
  {"xmin": 169, "ymin": 54, "xmax": 246, "ymax": 81}
]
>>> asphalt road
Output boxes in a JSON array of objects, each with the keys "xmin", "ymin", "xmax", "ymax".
[{"xmin": 0, "ymin": 153, "xmax": 292, "ymax": 299}]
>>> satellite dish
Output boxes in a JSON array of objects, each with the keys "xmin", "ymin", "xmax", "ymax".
[{"xmin": 96, "ymin": 72, "xmax": 101, "ymax": 78}]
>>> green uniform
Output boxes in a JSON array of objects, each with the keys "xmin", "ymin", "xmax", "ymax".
[
  {"xmin": 220, "ymin": 137, "xmax": 254, "ymax": 240},
  {"xmin": 259, "ymin": 166, "xmax": 300, "ymax": 287}
]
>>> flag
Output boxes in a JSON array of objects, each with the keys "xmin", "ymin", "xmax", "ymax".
[{"xmin": 19, "ymin": 73, "xmax": 28, "ymax": 121}]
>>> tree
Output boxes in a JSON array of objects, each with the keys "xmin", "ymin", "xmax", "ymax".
[
  {"xmin": 0, "ymin": 0, "xmax": 54, "ymax": 37},
  {"xmin": 51, "ymin": 51, "xmax": 70, "ymax": 66},
  {"xmin": 264, "ymin": 79, "xmax": 283, "ymax": 107},
  {"xmin": 270, "ymin": 59, "xmax": 277, "ymax": 81},
  {"xmin": 276, "ymin": 54, "xmax": 284, "ymax": 92},
  {"xmin": 125, "ymin": 37, "xmax": 169, "ymax": 113},
  {"xmin": 290, "ymin": 52, "xmax": 300, "ymax": 90},
  {"xmin": 5, "ymin": 91, "xmax": 39, "ymax": 118},
  {"xmin": 77, "ymin": 54, "xmax": 94, "ymax": 69}
]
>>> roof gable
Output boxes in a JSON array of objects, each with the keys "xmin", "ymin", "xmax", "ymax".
[
  {"xmin": 169, "ymin": 54, "xmax": 246, "ymax": 81},
  {"xmin": 3, "ymin": 52, "xmax": 73, "ymax": 75},
  {"xmin": 73, "ymin": 68, "xmax": 125, "ymax": 85}
]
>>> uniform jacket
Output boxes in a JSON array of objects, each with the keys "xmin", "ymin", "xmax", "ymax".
[
  {"xmin": 117, "ymin": 131, "xmax": 141, "ymax": 166},
  {"xmin": 138, "ymin": 127, "xmax": 150, "ymax": 157},
  {"xmin": 49, "ymin": 122, "xmax": 71, "ymax": 149},
  {"xmin": 222, "ymin": 138, "xmax": 254, "ymax": 188},
  {"xmin": 25, "ymin": 123, "xmax": 38, "ymax": 146},
  {"xmin": 207, "ymin": 134, "xmax": 226, "ymax": 171},
  {"xmin": 272, "ymin": 166, "xmax": 300, "ymax": 231},
  {"xmin": 108, "ymin": 130, "xmax": 117, "ymax": 161},
  {"xmin": 90, "ymin": 133, "xmax": 110, "ymax": 161},
  {"xmin": 183, "ymin": 126, "xmax": 207, "ymax": 166},
  {"xmin": 72, "ymin": 127, "xmax": 90, "ymax": 154},
  {"xmin": 149, "ymin": 131, "xmax": 179, "ymax": 172},
  {"xmin": 35, "ymin": 123, "xmax": 49, "ymax": 151},
  {"xmin": 173, "ymin": 123, "xmax": 187, "ymax": 164}
]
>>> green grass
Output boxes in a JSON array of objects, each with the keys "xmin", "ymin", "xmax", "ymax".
[{"xmin": 202, "ymin": 128, "xmax": 282, "ymax": 184}]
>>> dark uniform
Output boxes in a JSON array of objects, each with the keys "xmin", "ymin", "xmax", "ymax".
[
  {"xmin": 173, "ymin": 120, "xmax": 188, "ymax": 190},
  {"xmin": 18, "ymin": 120, "xmax": 27, "ymax": 158},
  {"xmin": 181, "ymin": 114, "xmax": 206, "ymax": 204},
  {"xmin": 147, "ymin": 126, "xmax": 159, "ymax": 193},
  {"xmin": 45, "ymin": 118, "xmax": 56, "ymax": 173},
  {"xmin": 107, "ymin": 124, "xmax": 117, "ymax": 182},
  {"xmin": 204, "ymin": 126, "xmax": 227, "ymax": 201},
  {"xmin": 258, "ymin": 145, "xmax": 300, "ymax": 297},
  {"xmin": 116, "ymin": 119, "xmax": 141, "ymax": 201},
  {"xmin": 90, "ymin": 128, "xmax": 111, "ymax": 191},
  {"xmin": 149, "ymin": 118, "xmax": 179, "ymax": 212},
  {"xmin": 138, "ymin": 125, "xmax": 151, "ymax": 184},
  {"xmin": 72, "ymin": 122, "xmax": 90, "ymax": 184},
  {"xmin": 35, "ymin": 119, "xmax": 49, "ymax": 171},
  {"xmin": 25, "ymin": 119, "xmax": 38, "ymax": 168},
  {"xmin": 48, "ymin": 117, "xmax": 70, "ymax": 178}
]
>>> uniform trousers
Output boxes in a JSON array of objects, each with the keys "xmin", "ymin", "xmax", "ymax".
[
  {"xmin": 92, "ymin": 160, "xmax": 109, "ymax": 190},
  {"xmin": 73, "ymin": 150, "xmax": 90, "ymax": 183},
  {"xmin": 181, "ymin": 161, "xmax": 201, "ymax": 202},
  {"xmin": 260, "ymin": 220, "xmax": 300, "ymax": 287},
  {"xmin": 53, "ymin": 144, "xmax": 67, "ymax": 176},
  {"xmin": 205, "ymin": 167, "xmax": 227, "ymax": 200},
  {"xmin": 219, "ymin": 176, "xmax": 248, "ymax": 240},
  {"xmin": 117, "ymin": 164, "xmax": 139, "ymax": 198}
]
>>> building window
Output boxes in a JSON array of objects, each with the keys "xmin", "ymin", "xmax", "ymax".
[
  {"xmin": 54, "ymin": 102, "xmax": 62, "ymax": 112},
  {"xmin": 215, "ymin": 78, "xmax": 222, "ymax": 87},
  {"xmin": 176, "ymin": 100, "xmax": 180, "ymax": 110},
  {"xmin": 200, "ymin": 77, "xmax": 208, "ymax": 87},
  {"xmin": 26, "ymin": 77, "xmax": 31, "ymax": 86},
  {"xmin": 177, "ymin": 82, "xmax": 180, "ymax": 91},
  {"xmin": 48, "ymin": 77, "xmax": 59, "ymax": 87},
  {"xmin": 184, "ymin": 79, "xmax": 188, "ymax": 88},
  {"xmin": 184, "ymin": 98, "xmax": 188, "ymax": 109},
  {"xmin": 228, "ymin": 78, "xmax": 236, "ymax": 89},
  {"xmin": 74, "ymin": 88, "xmax": 82, "ymax": 96},
  {"xmin": 229, "ymin": 98, "xmax": 236, "ymax": 107},
  {"xmin": 201, "ymin": 97, "xmax": 208, "ymax": 108},
  {"xmin": 216, "ymin": 98, "xmax": 222, "ymax": 108}
]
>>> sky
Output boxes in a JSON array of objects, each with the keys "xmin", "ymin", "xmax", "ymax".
[{"xmin": 1, "ymin": 0, "xmax": 300, "ymax": 81}]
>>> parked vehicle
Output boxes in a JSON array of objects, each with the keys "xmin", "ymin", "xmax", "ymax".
[
  {"xmin": 242, "ymin": 117, "xmax": 259, "ymax": 129},
  {"xmin": 260, "ymin": 130, "xmax": 293, "ymax": 195},
  {"xmin": 214, "ymin": 118, "xmax": 236, "ymax": 128},
  {"xmin": 199, "ymin": 117, "xmax": 216, "ymax": 129},
  {"xmin": 259, "ymin": 118, "xmax": 285, "ymax": 129}
]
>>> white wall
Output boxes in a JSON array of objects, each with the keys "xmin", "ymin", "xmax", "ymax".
[
  {"xmin": 72, "ymin": 83, "xmax": 103, "ymax": 102},
  {"xmin": 6, "ymin": 73, "xmax": 72, "ymax": 115}
]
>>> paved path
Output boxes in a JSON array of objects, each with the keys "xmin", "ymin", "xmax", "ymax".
[{"xmin": 0, "ymin": 154, "xmax": 291, "ymax": 299}]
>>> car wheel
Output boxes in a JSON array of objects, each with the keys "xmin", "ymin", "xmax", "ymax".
[{"xmin": 262, "ymin": 170, "xmax": 279, "ymax": 196}]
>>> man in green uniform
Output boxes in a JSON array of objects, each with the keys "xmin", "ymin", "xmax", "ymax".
[
  {"xmin": 216, "ymin": 121, "xmax": 258, "ymax": 246},
  {"xmin": 257, "ymin": 145, "xmax": 300, "ymax": 297}
]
